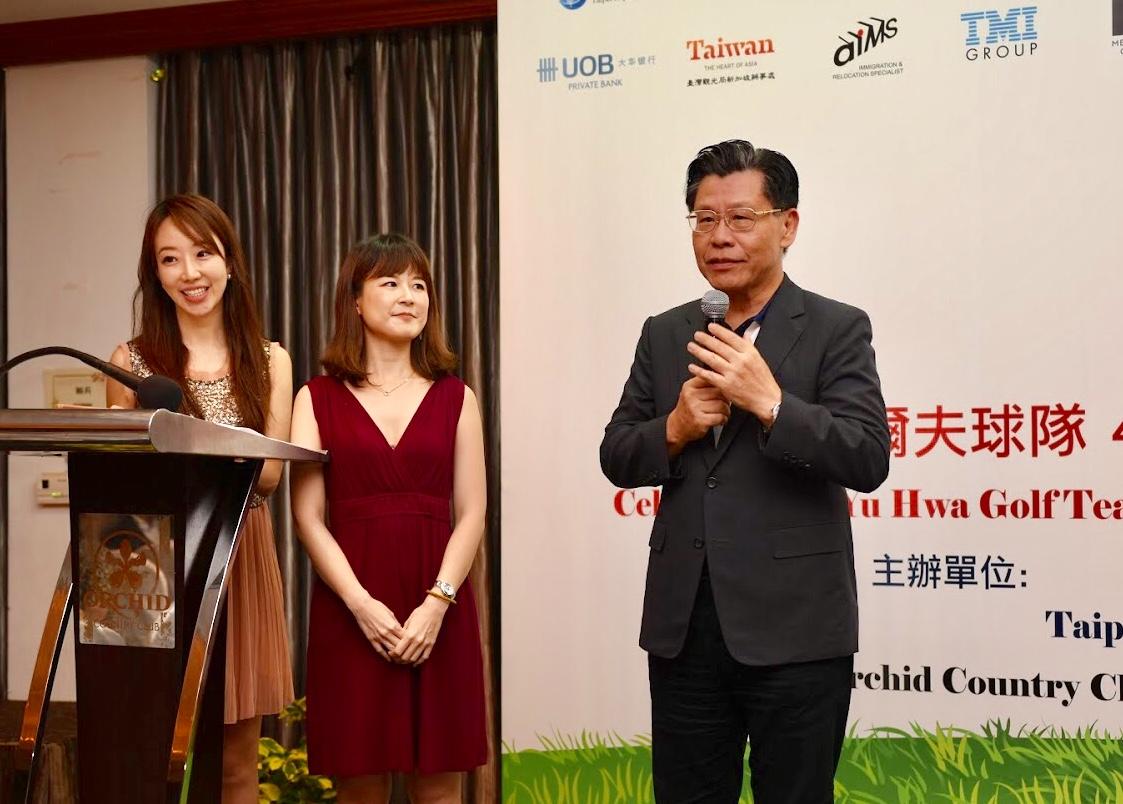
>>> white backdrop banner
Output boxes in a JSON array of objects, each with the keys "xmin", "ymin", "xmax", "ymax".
[{"xmin": 499, "ymin": 1, "xmax": 1123, "ymax": 799}]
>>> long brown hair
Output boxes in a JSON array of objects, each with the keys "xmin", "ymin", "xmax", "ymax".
[
  {"xmin": 322, "ymin": 233, "xmax": 457, "ymax": 386},
  {"xmin": 132, "ymin": 194, "xmax": 270, "ymax": 433}
]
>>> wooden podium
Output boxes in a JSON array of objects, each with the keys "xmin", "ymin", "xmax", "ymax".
[{"xmin": 0, "ymin": 408, "xmax": 325, "ymax": 803}]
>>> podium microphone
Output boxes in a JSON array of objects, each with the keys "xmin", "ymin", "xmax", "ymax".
[
  {"xmin": 700, "ymin": 289, "xmax": 730, "ymax": 329},
  {"xmin": 0, "ymin": 346, "xmax": 183, "ymax": 411}
]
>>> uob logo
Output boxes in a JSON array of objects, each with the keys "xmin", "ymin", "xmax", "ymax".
[
  {"xmin": 563, "ymin": 54, "xmax": 613, "ymax": 78},
  {"xmin": 538, "ymin": 54, "xmax": 614, "ymax": 83},
  {"xmin": 961, "ymin": 7, "xmax": 1038, "ymax": 59},
  {"xmin": 834, "ymin": 16, "xmax": 898, "ymax": 66}
]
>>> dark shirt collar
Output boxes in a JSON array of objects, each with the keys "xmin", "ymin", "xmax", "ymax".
[{"xmin": 733, "ymin": 297, "xmax": 774, "ymax": 336}]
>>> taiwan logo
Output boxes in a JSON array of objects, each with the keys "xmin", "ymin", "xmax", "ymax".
[
  {"xmin": 961, "ymin": 7, "xmax": 1038, "ymax": 61},
  {"xmin": 834, "ymin": 16, "xmax": 898, "ymax": 66},
  {"xmin": 686, "ymin": 36, "xmax": 775, "ymax": 62}
]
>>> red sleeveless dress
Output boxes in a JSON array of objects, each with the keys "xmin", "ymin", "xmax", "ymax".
[{"xmin": 304, "ymin": 375, "xmax": 487, "ymax": 776}]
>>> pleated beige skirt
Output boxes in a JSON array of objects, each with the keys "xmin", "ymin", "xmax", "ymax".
[{"xmin": 224, "ymin": 504, "xmax": 295, "ymax": 724}]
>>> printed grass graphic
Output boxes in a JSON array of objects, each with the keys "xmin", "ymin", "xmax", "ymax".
[{"xmin": 502, "ymin": 721, "xmax": 1123, "ymax": 803}]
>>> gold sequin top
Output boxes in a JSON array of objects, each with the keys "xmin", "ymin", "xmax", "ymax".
[{"xmin": 127, "ymin": 340, "xmax": 272, "ymax": 508}]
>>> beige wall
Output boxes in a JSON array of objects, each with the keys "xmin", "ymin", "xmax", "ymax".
[{"xmin": 5, "ymin": 56, "xmax": 155, "ymax": 698}]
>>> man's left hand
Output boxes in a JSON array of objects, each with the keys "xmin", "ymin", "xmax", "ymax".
[{"xmin": 687, "ymin": 323, "xmax": 782, "ymax": 426}]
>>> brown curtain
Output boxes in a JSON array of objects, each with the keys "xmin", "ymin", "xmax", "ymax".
[{"xmin": 156, "ymin": 25, "xmax": 499, "ymax": 802}]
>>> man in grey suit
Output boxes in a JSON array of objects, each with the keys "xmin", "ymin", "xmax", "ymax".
[{"xmin": 600, "ymin": 140, "xmax": 890, "ymax": 803}]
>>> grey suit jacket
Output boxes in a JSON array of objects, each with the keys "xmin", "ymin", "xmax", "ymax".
[{"xmin": 600, "ymin": 275, "xmax": 890, "ymax": 665}]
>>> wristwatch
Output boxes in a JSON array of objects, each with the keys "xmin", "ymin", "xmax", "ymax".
[
  {"xmin": 434, "ymin": 579, "xmax": 457, "ymax": 601},
  {"xmin": 767, "ymin": 399, "xmax": 781, "ymax": 431}
]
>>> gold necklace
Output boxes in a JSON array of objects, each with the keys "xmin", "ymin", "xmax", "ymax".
[{"xmin": 368, "ymin": 375, "xmax": 414, "ymax": 397}]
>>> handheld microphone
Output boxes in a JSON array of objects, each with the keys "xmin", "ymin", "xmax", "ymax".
[
  {"xmin": 0, "ymin": 346, "xmax": 183, "ymax": 411},
  {"xmin": 700, "ymin": 289, "xmax": 730, "ymax": 329},
  {"xmin": 698, "ymin": 290, "xmax": 732, "ymax": 440}
]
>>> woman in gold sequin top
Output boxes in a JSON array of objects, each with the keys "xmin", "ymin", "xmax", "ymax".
[{"xmin": 106, "ymin": 194, "xmax": 294, "ymax": 804}]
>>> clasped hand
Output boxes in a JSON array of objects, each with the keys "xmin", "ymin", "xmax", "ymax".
[
  {"xmin": 684, "ymin": 323, "xmax": 781, "ymax": 425},
  {"xmin": 349, "ymin": 593, "xmax": 448, "ymax": 666}
]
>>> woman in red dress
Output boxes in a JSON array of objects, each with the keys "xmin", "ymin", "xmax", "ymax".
[{"xmin": 290, "ymin": 233, "xmax": 487, "ymax": 804}]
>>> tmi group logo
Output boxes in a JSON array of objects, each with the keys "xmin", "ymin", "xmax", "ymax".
[
  {"xmin": 834, "ymin": 16, "xmax": 898, "ymax": 66},
  {"xmin": 961, "ymin": 7, "xmax": 1038, "ymax": 61}
]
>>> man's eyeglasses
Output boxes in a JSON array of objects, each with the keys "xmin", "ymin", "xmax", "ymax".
[{"xmin": 686, "ymin": 207, "xmax": 785, "ymax": 234}]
